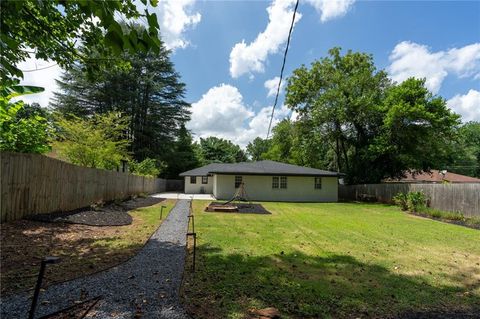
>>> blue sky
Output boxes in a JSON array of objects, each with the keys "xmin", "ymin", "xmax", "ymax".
[{"xmin": 20, "ymin": 0, "xmax": 480, "ymax": 147}]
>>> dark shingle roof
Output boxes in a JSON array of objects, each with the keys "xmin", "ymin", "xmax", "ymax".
[{"xmin": 179, "ymin": 160, "xmax": 344, "ymax": 177}]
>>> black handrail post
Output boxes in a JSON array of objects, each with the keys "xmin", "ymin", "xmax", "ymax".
[
  {"xmin": 29, "ymin": 257, "xmax": 60, "ymax": 319},
  {"xmin": 186, "ymin": 232, "xmax": 196, "ymax": 272},
  {"xmin": 188, "ymin": 214, "xmax": 195, "ymax": 233},
  {"xmin": 160, "ymin": 205, "xmax": 166, "ymax": 220},
  {"xmin": 193, "ymin": 232, "xmax": 196, "ymax": 272}
]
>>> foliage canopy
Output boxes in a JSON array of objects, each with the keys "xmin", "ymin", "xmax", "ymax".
[
  {"xmin": 1, "ymin": 0, "xmax": 161, "ymax": 82},
  {"xmin": 54, "ymin": 112, "xmax": 130, "ymax": 170}
]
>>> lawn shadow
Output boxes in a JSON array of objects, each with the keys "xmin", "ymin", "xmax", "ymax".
[{"xmin": 181, "ymin": 245, "xmax": 480, "ymax": 319}]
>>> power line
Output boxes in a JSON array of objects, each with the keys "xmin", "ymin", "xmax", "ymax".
[
  {"xmin": 266, "ymin": 0, "xmax": 299, "ymax": 139},
  {"xmin": 21, "ymin": 63, "xmax": 58, "ymax": 72}
]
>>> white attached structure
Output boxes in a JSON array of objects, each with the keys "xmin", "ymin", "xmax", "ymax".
[{"xmin": 180, "ymin": 160, "xmax": 343, "ymax": 202}]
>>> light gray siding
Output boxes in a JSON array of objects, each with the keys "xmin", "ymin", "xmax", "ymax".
[
  {"xmin": 184, "ymin": 176, "xmax": 213, "ymax": 194},
  {"xmin": 213, "ymin": 174, "xmax": 338, "ymax": 202}
]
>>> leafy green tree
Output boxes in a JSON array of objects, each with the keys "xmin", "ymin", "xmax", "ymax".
[
  {"xmin": 51, "ymin": 45, "xmax": 190, "ymax": 172},
  {"xmin": 0, "ymin": 85, "xmax": 51, "ymax": 153},
  {"xmin": 1, "ymin": 0, "xmax": 161, "ymax": 82},
  {"xmin": 164, "ymin": 124, "xmax": 199, "ymax": 177},
  {"xmin": 285, "ymin": 48, "xmax": 460, "ymax": 183},
  {"xmin": 197, "ymin": 137, "xmax": 247, "ymax": 165},
  {"xmin": 130, "ymin": 158, "xmax": 163, "ymax": 177},
  {"xmin": 54, "ymin": 112, "xmax": 130, "ymax": 169},
  {"xmin": 286, "ymin": 48, "xmax": 389, "ymax": 181},
  {"xmin": 262, "ymin": 119, "xmax": 294, "ymax": 163},
  {"xmin": 447, "ymin": 121, "xmax": 480, "ymax": 177},
  {"xmin": 370, "ymin": 78, "xmax": 460, "ymax": 182},
  {"xmin": 246, "ymin": 137, "xmax": 271, "ymax": 161},
  {"xmin": 261, "ymin": 119, "xmax": 332, "ymax": 169}
]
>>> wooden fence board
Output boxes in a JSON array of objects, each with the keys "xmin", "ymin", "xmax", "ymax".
[
  {"xmin": 339, "ymin": 183, "xmax": 480, "ymax": 217},
  {"xmin": 0, "ymin": 152, "xmax": 167, "ymax": 222}
]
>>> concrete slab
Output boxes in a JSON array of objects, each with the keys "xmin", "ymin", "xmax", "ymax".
[{"xmin": 152, "ymin": 193, "xmax": 216, "ymax": 200}]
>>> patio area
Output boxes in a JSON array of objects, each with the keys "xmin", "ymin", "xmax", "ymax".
[{"xmin": 152, "ymin": 192, "xmax": 216, "ymax": 200}]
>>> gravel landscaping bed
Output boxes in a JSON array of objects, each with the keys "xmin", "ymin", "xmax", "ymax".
[
  {"xmin": 30, "ymin": 197, "xmax": 165, "ymax": 226},
  {"xmin": 1, "ymin": 200, "xmax": 191, "ymax": 319}
]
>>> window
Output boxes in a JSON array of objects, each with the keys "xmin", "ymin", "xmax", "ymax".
[
  {"xmin": 235, "ymin": 176, "xmax": 242, "ymax": 188},
  {"xmin": 190, "ymin": 176, "xmax": 196, "ymax": 184},
  {"xmin": 314, "ymin": 177, "xmax": 322, "ymax": 189},
  {"xmin": 202, "ymin": 176, "xmax": 208, "ymax": 184},
  {"xmin": 272, "ymin": 176, "xmax": 279, "ymax": 189},
  {"xmin": 280, "ymin": 176, "xmax": 287, "ymax": 189}
]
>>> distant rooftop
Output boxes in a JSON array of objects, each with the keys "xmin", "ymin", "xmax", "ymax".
[
  {"xmin": 384, "ymin": 170, "xmax": 480, "ymax": 183},
  {"xmin": 179, "ymin": 160, "xmax": 344, "ymax": 177}
]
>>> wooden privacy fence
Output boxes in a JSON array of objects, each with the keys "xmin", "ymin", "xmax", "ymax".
[
  {"xmin": 0, "ymin": 152, "xmax": 167, "ymax": 222},
  {"xmin": 339, "ymin": 183, "xmax": 480, "ymax": 218}
]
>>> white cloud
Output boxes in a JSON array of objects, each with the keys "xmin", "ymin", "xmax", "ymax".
[
  {"xmin": 187, "ymin": 84, "xmax": 292, "ymax": 147},
  {"xmin": 388, "ymin": 41, "xmax": 480, "ymax": 94},
  {"xmin": 137, "ymin": 0, "xmax": 201, "ymax": 51},
  {"xmin": 229, "ymin": 0, "xmax": 302, "ymax": 78},
  {"xmin": 447, "ymin": 89, "xmax": 480, "ymax": 122},
  {"xmin": 305, "ymin": 0, "xmax": 355, "ymax": 22},
  {"xmin": 14, "ymin": 56, "xmax": 63, "ymax": 107},
  {"xmin": 264, "ymin": 76, "xmax": 285, "ymax": 98},
  {"xmin": 229, "ymin": 0, "xmax": 356, "ymax": 79}
]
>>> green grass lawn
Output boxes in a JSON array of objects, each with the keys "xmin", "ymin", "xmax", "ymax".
[{"xmin": 182, "ymin": 201, "xmax": 480, "ymax": 319}]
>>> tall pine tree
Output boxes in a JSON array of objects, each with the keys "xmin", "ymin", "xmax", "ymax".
[{"xmin": 51, "ymin": 42, "xmax": 191, "ymax": 176}]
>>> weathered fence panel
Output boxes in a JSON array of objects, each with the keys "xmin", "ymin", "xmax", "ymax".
[
  {"xmin": 339, "ymin": 183, "xmax": 480, "ymax": 217},
  {"xmin": 0, "ymin": 152, "xmax": 167, "ymax": 222}
]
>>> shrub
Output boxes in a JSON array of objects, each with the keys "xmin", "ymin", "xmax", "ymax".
[
  {"xmin": 465, "ymin": 217, "xmax": 480, "ymax": 227},
  {"xmin": 406, "ymin": 191, "xmax": 426, "ymax": 212},
  {"xmin": 393, "ymin": 192, "xmax": 408, "ymax": 211},
  {"xmin": 417, "ymin": 207, "xmax": 465, "ymax": 222},
  {"xmin": 129, "ymin": 158, "xmax": 164, "ymax": 177}
]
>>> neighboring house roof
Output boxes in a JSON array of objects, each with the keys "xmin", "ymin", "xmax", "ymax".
[
  {"xmin": 180, "ymin": 160, "xmax": 344, "ymax": 177},
  {"xmin": 384, "ymin": 170, "xmax": 480, "ymax": 183}
]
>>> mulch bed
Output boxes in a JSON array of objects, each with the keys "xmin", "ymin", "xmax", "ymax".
[
  {"xmin": 409, "ymin": 212, "xmax": 480, "ymax": 230},
  {"xmin": 205, "ymin": 202, "xmax": 271, "ymax": 214},
  {"xmin": 30, "ymin": 197, "xmax": 165, "ymax": 226}
]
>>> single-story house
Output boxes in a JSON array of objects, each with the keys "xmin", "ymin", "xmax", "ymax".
[
  {"xmin": 179, "ymin": 160, "xmax": 344, "ymax": 202},
  {"xmin": 384, "ymin": 170, "xmax": 480, "ymax": 184}
]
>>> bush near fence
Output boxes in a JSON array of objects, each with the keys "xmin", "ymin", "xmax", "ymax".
[
  {"xmin": 339, "ymin": 183, "xmax": 480, "ymax": 218},
  {"xmin": 0, "ymin": 152, "xmax": 167, "ymax": 222}
]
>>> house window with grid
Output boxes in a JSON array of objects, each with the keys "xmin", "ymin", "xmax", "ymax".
[
  {"xmin": 314, "ymin": 177, "xmax": 322, "ymax": 189},
  {"xmin": 202, "ymin": 176, "xmax": 208, "ymax": 184},
  {"xmin": 272, "ymin": 176, "xmax": 279, "ymax": 189},
  {"xmin": 234, "ymin": 176, "xmax": 242, "ymax": 188},
  {"xmin": 190, "ymin": 176, "xmax": 196, "ymax": 184},
  {"xmin": 280, "ymin": 176, "xmax": 287, "ymax": 189}
]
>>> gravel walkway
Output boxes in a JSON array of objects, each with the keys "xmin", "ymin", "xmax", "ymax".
[{"xmin": 1, "ymin": 200, "xmax": 192, "ymax": 319}]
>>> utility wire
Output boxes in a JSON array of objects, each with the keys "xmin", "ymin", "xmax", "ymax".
[
  {"xmin": 21, "ymin": 63, "xmax": 59, "ymax": 72},
  {"xmin": 266, "ymin": 0, "xmax": 299, "ymax": 139}
]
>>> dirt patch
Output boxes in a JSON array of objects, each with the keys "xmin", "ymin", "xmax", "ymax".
[
  {"xmin": 205, "ymin": 202, "xmax": 271, "ymax": 214},
  {"xmin": 30, "ymin": 197, "xmax": 165, "ymax": 226},
  {"xmin": 0, "ymin": 199, "xmax": 175, "ymax": 297}
]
